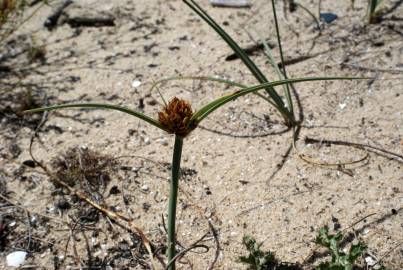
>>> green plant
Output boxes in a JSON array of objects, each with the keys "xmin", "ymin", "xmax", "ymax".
[
  {"xmin": 25, "ymin": 76, "xmax": 356, "ymax": 269},
  {"xmin": 368, "ymin": 0, "xmax": 383, "ymax": 23},
  {"xmin": 239, "ymin": 235, "xmax": 277, "ymax": 270},
  {"xmin": 183, "ymin": 0, "xmax": 297, "ymax": 127},
  {"xmin": 350, "ymin": 0, "xmax": 383, "ymax": 23},
  {"xmin": 239, "ymin": 235, "xmax": 302, "ymax": 270},
  {"xmin": 315, "ymin": 226, "xmax": 366, "ymax": 270},
  {"xmin": 25, "ymin": 0, "xmax": 364, "ymax": 268}
]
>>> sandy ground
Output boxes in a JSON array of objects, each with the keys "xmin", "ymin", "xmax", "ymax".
[{"xmin": 0, "ymin": 0, "xmax": 402, "ymax": 269}]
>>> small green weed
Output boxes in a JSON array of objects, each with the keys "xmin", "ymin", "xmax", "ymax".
[
  {"xmin": 239, "ymin": 235, "xmax": 301, "ymax": 270},
  {"xmin": 315, "ymin": 226, "xmax": 366, "ymax": 270},
  {"xmin": 239, "ymin": 235, "xmax": 277, "ymax": 270}
]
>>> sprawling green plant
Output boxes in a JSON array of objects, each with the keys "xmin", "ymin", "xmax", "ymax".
[
  {"xmin": 239, "ymin": 235, "xmax": 277, "ymax": 270},
  {"xmin": 26, "ymin": 76, "xmax": 356, "ymax": 269},
  {"xmin": 315, "ymin": 226, "xmax": 366, "ymax": 270}
]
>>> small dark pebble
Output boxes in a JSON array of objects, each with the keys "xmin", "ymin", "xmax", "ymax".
[
  {"xmin": 109, "ymin": 185, "xmax": 121, "ymax": 195},
  {"xmin": 146, "ymin": 99, "xmax": 157, "ymax": 106},
  {"xmin": 168, "ymin": 46, "xmax": 180, "ymax": 51},
  {"xmin": 138, "ymin": 98, "xmax": 145, "ymax": 110},
  {"xmin": 69, "ymin": 76, "xmax": 81, "ymax": 83},
  {"xmin": 332, "ymin": 216, "xmax": 341, "ymax": 230},
  {"xmin": 320, "ymin": 13, "xmax": 338, "ymax": 24},
  {"xmin": 143, "ymin": 202, "xmax": 151, "ymax": 212},
  {"xmin": 120, "ymin": 166, "xmax": 132, "ymax": 171},
  {"xmin": 56, "ymin": 199, "xmax": 71, "ymax": 210},
  {"xmin": 204, "ymin": 186, "xmax": 212, "ymax": 195},
  {"xmin": 23, "ymin": 160, "xmax": 36, "ymax": 168},
  {"xmin": 391, "ymin": 209, "xmax": 397, "ymax": 215},
  {"xmin": 373, "ymin": 41, "xmax": 384, "ymax": 47}
]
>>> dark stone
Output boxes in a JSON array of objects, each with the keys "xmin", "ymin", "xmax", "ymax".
[
  {"xmin": 320, "ymin": 13, "xmax": 338, "ymax": 24},
  {"xmin": 332, "ymin": 216, "xmax": 341, "ymax": 230},
  {"xmin": 143, "ymin": 202, "xmax": 151, "ymax": 212},
  {"xmin": 23, "ymin": 160, "xmax": 36, "ymax": 168},
  {"xmin": 109, "ymin": 185, "xmax": 121, "ymax": 195},
  {"xmin": 56, "ymin": 199, "xmax": 71, "ymax": 210}
]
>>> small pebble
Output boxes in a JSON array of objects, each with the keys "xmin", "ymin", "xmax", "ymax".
[
  {"xmin": 109, "ymin": 185, "xmax": 121, "ymax": 195},
  {"xmin": 132, "ymin": 80, "xmax": 141, "ymax": 88},
  {"xmin": 339, "ymin": 102, "xmax": 347, "ymax": 110},
  {"xmin": 143, "ymin": 202, "xmax": 151, "ymax": 212},
  {"xmin": 365, "ymin": 256, "xmax": 376, "ymax": 266},
  {"xmin": 157, "ymin": 138, "xmax": 168, "ymax": 146},
  {"xmin": 141, "ymin": 185, "xmax": 149, "ymax": 192},
  {"xmin": 6, "ymin": 251, "xmax": 27, "ymax": 267},
  {"xmin": 22, "ymin": 160, "xmax": 36, "ymax": 168},
  {"xmin": 56, "ymin": 199, "xmax": 71, "ymax": 210}
]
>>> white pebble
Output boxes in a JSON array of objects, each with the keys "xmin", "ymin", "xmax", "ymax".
[
  {"xmin": 144, "ymin": 137, "xmax": 150, "ymax": 145},
  {"xmin": 132, "ymin": 80, "xmax": 141, "ymax": 88},
  {"xmin": 339, "ymin": 102, "xmax": 347, "ymax": 110},
  {"xmin": 6, "ymin": 251, "xmax": 27, "ymax": 267},
  {"xmin": 141, "ymin": 185, "xmax": 149, "ymax": 191},
  {"xmin": 365, "ymin": 256, "xmax": 376, "ymax": 266}
]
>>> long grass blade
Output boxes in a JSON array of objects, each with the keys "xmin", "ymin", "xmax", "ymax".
[
  {"xmin": 192, "ymin": 77, "xmax": 363, "ymax": 123},
  {"xmin": 150, "ymin": 75, "xmax": 281, "ymax": 113},
  {"xmin": 25, "ymin": 103, "xmax": 166, "ymax": 131},
  {"xmin": 253, "ymin": 29, "xmax": 283, "ymax": 80},
  {"xmin": 183, "ymin": 0, "xmax": 292, "ymax": 122},
  {"xmin": 271, "ymin": 0, "xmax": 294, "ymax": 119}
]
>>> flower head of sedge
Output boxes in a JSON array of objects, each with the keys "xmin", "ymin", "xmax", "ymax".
[{"xmin": 158, "ymin": 97, "xmax": 196, "ymax": 137}]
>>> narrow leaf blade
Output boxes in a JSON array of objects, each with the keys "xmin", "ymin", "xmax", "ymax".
[{"xmin": 25, "ymin": 103, "xmax": 166, "ymax": 131}]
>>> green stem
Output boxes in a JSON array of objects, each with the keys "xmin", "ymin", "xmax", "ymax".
[
  {"xmin": 369, "ymin": 0, "xmax": 378, "ymax": 14},
  {"xmin": 271, "ymin": 0, "xmax": 295, "ymax": 125},
  {"xmin": 167, "ymin": 135, "xmax": 183, "ymax": 270},
  {"xmin": 368, "ymin": 0, "xmax": 380, "ymax": 23}
]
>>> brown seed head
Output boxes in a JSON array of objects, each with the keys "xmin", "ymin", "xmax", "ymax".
[{"xmin": 158, "ymin": 97, "xmax": 195, "ymax": 137}]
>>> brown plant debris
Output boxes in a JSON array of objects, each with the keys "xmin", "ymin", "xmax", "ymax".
[
  {"xmin": 51, "ymin": 147, "xmax": 117, "ymax": 193},
  {"xmin": 158, "ymin": 97, "xmax": 195, "ymax": 137},
  {"xmin": 0, "ymin": 0, "xmax": 16, "ymax": 26}
]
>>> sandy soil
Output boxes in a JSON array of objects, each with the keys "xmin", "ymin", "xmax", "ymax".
[{"xmin": 0, "ymin": 0, "xmax": 402, "ymax": 269}]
